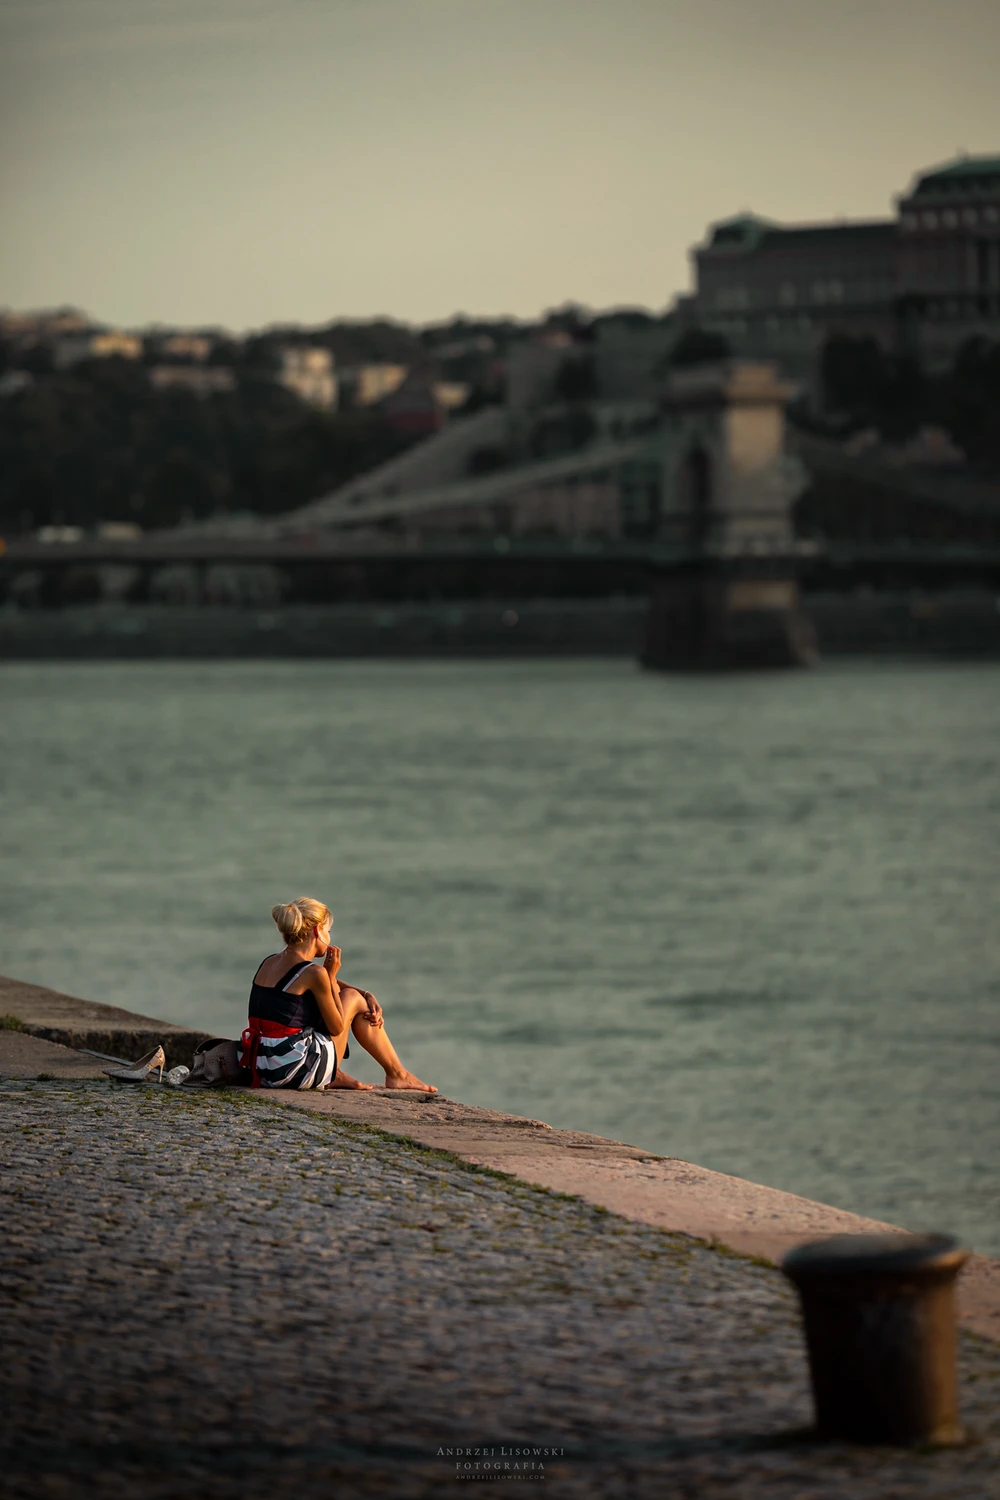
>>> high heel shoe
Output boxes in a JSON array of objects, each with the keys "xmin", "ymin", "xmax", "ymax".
[{"xmin": 103, "ymin": 1044, "xmax": 166, "ymax": 1084}]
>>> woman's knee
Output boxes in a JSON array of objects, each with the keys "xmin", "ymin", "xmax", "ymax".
[
  {"xmin": 350, "ymin": 996, "xmax": 381, "ymax": 1034},
  {"xmin": 338, "ymin": 987, "xmax": 368, "ymax": 1022}
]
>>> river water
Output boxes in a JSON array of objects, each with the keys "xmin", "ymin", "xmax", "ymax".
[{"xmin": 2, "ymin": 658, "xmax": 998, "ymax": 1254}]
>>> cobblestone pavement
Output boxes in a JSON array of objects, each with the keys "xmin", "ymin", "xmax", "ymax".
[{"xmin": 2, "ymin": 1080, "xmax": 998, "ymax": 1499}]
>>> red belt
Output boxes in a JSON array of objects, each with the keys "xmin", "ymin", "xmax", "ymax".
[{"xmin": 241, "ymin": 1018, "xmax": 299, "ymax": 1088}]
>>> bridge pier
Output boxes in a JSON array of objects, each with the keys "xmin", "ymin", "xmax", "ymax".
[
  {"xmin": 641, "ymin": 362, "xmax": 816, "ymax": 671},
  {"xmin": 642, "ymin": 563, "xmax": 817, "ymax": 670}
]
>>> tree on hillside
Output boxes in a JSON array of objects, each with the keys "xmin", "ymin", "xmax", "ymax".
[
  {"xmin": 821, "ymin": 334, "xmax": 927, "ymax": 440},
  {"xmin": 317, "ymin": 319, "xmax": 423, "ymax": 368},
  {"xmin": 942, "ymin": 337, "xmax": 1000, "ymax": 465},
  {"xmin": 554, "ymin": 355, "xmax": 597, "ymax": 402},
  {"xmin": 668, "ymin": 328, "xmax": 730, "ymax": 368},
  {"xmin": 876, "ymin": 355, "xmax": 927, "ymax": 442},
  {"xmin": 821, "ymin": 335, "xmax": 887, "ymax": 419},
  {"xmin": 0, "ymin": 362, "xmax": 418, "ymax": 534}
]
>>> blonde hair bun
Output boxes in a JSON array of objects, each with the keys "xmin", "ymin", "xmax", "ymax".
[{"xmin": 271, "ymin": 897, "xmax": 332, "ymax": 945}]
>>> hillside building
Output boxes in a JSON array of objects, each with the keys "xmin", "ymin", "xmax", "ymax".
[
  {"xmin": 277, "ymin": 346, "xmax": 338, "ymax": 410},
  {"xmin": 0, "ymin": 308, "xmax": 90, "ymax": 343},
  {"xmin": 159, "ymin": 334, "xmax": 215, "ymax": 362},
  {"xmin": 896, "ymin": 156, "xmax": 1000, "ymax": 369},
  {"xmin": 53, "ymin": 330, "xmax": 144, "ymax": 369},
  {"xmin": 149, "ymin": 366, "xmax": 236, "ymax": 396},
  {"xmin": 693, "ymin": 154, "xmax": 1000, "ymax": 387},
  {"xmin": 347, "ymin": 363, "xmax": 409, "ymax": 407}
]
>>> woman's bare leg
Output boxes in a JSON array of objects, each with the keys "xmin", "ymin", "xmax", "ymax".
[
  {"xmin": 332, "ymin": 987, "xmax": 437, "ymax": 1092},
  {"xmin": 321, "ymin": 986, "xmax": 374, "ymax": 1090},
  {"xmin": 324, "ymin": 1054, "xmax": 373, "ymax": 1090}
]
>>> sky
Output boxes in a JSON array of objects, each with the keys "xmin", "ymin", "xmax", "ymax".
[{"xmin": 1, "ymin": 0, "xmax": 998, "ymax": 332}]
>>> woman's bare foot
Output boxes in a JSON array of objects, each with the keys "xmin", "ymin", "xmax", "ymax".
[
  {"xmin": 385, "ymin": 1070, "xmax": 437, "ymax": 1093},
  {"xmin": 323, "ymin": 1071, "xmax": 373, "ymax": 1091}
]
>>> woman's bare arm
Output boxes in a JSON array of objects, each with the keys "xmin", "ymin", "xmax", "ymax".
[{"xmin": 310, "ymin": 948, "xmax": 346, "ymax": 1035}]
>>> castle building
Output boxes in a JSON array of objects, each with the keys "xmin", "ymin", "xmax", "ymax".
[
  {"xmin": 692, "ymin": 155, "xmax": 1000, "ymax": 389},
  {"xmin": 896, "ymin": 157, "xmax": 1000, "ymax": 369}
]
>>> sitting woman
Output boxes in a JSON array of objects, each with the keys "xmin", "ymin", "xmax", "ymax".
[{"xmin": 241, "ymin": 897, "xmax": 436, "ymax": 1093}]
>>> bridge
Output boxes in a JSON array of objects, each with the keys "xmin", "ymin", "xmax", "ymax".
[
  {"xmin": 2, "ymin": 363, "xmax": 998, "ymax": 637},
  {"xmin": 3, "ymin": 530, "xmax": 999, "ymax": 614}
]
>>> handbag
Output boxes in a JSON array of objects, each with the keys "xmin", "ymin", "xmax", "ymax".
[{"xmin": 188, "ymin": 1037, "xmax": 247, "ymax": 1087}]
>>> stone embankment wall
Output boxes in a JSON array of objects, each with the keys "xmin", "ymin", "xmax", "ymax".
[
  {"xmin": 3, "ymin": 970, "xmax": 999, "ymax": 1344},
  {"xmin": 1, "ymin": 592, "xmax": 999, "ymax": 659},
  {"xmin": 0, "ymin": 973, "xmax": 210, "ymax": 1070},
  {"xmin": 5, "ymin": 1072, "xmax": 999, "ymax": 1498}
]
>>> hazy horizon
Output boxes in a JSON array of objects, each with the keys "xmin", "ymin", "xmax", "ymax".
[{"xmin": 2, "ymin": 0, "xmax": 998, "ymax": 333}]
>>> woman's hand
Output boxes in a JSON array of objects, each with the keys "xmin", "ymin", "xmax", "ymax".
[
  {"xmin": 362, "ymin": 991, "xmax": 384, "ymax": 1028},
  {"xmin": 323, "ymin": 945, "xmax": 342, "ymax": 978}
]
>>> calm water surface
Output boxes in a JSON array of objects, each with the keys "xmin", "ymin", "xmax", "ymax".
[{"xmin": 2, "ymin": 659, "xmax": 998, "ymax": 1252}]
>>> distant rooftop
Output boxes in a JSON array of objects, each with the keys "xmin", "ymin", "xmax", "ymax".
[
  {"xmin": 758, "ymin": 221, "xmax": 895, "ymax": 250},
  {"xmin": 706, "ymin": 214, "xmax": 776, "ymax": 250},
  {"xmin": 702, "ymin": 155, "xmax": 1000, "ymax": 255},
  {"xmin": 909, "ymin": 155, "xmax": 1000, "ymax": 196},
  {"xmin": 705, "ymin": 215, "xmax": 894, "ymax": 254}
]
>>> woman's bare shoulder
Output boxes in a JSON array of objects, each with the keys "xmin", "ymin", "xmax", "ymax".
[
  {"xmin": 287, "ymin": 961, "xmax": 333, "ymax": 995},
  {"xmin": 253, "ymin": 953, "xmax": 283, "ymax": 985},
  {"xmin": 306, "ymin": 963, "xmax": 334, "ymax": 994}
]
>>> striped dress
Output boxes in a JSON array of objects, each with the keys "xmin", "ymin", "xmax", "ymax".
[{"xmin": 241, "ymin": 958, "xmax": 338, "ymax": 1090}]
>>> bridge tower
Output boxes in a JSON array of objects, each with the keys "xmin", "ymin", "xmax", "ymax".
[{"xmin": 641, "ymin": 361, "xmax": 817, "ymax": 669}]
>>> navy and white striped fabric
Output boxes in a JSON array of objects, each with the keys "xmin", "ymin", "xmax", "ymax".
[{"xmin": 255, "ymin": 1028, "xmax": 337, "ymax": 1090}]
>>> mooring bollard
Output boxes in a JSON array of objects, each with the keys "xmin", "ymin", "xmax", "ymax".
[{"xmin": 782, "ymin": 1232, "xmax": 968, "ymax": 1446}]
